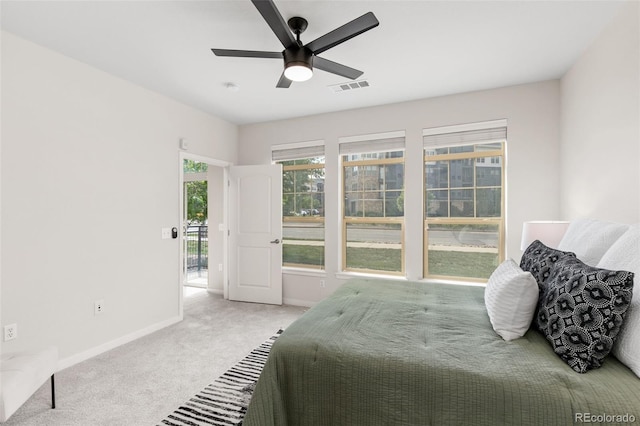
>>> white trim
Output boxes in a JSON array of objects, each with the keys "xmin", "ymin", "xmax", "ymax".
[
  {"xmin": 178, "ymin": 155, "xmax": 185, "ymax": 318},
  {"xmin": 180, "ymin": 152, "xmax": 232, "ymax": 168},
  {"xmin": 272, "ymin": 139, "xmax": 325, "ymax": 151},
  {"xmin": 417, "ymin": 277, "xmax": 486, "ymax": 287},
  {"xmin": 338, "ymin": 130, "xmax": 406, "ymax": 144},
  {"xmin": 222, "ymin": 167, "xmax": 229, "ymax": 300},
  {"xmin": 282, "ymin": 267, "xmax": 326, "ymax": 278},
  {"xmin": 57, "ymin": 316, "xmax": 182, "ymax": 371},
  {"xmin": 335, "ymin": 271, "xmax": 408, "ymax": 281},
  {"xmin": 283, "ymin": 297, "xmax": 316, "ymax": 307},
  {"xmin": 422, "ymin": 119, "xmax": 507, "ymax": 137}
]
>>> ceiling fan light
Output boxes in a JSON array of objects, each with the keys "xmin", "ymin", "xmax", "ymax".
[{"xmin": 284, "ymin": 64, "xmax": 313, "ymax": 82}]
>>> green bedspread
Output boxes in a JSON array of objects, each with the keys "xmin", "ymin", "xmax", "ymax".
[{"xmin": 244, "ymin": 278, "xmax": 640, "ymax": 426}]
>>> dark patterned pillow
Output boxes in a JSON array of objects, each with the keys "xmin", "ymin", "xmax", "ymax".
[
  {"xmin": 536, "ymin": 256, "xmax": 634, "ymax": 373},
  {"xmin": 520, "ymin": 240, "xmax": 576, "ymax": 293}
]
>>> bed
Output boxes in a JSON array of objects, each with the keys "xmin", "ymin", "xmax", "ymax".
[{"xmin": 244, "ymin": 220, "xmax": 640, "ymax": 426}]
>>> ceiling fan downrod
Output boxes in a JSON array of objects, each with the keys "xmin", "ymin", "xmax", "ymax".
[{"xmin": 288, "ymin": 16, "xmax": 308, "ymax": 46}]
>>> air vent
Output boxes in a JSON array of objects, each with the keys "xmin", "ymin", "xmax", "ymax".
[{"xmin": 329, "ymin": 80, "xmax": 370, "ymax": 93}]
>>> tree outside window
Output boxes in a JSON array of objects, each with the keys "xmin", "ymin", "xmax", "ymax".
[{"xmin": 184, "ymin": 160, "xmax": 208, "ymax": 224}]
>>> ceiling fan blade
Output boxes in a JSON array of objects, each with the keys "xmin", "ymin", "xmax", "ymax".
[
  {"xmin": 211, "ymin": 49, "xmax": 282, "ymax": 59},
  {"xmin": 276, "ymin": 72, "xmax": 292, "ymax": 88},
  {"xmin": 306, "ymin": 12, "xmax": 379, "ymax": 55},
  {"xmin": 313, "ymin": 56, "xmax": 363, "ymax": 80},
  {"xmin": 251, "ymin": 0, "xmax": 297, "ymax": 49}
]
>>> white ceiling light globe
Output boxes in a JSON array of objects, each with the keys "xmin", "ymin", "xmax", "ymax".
[{"xmin": 284, "ymin": 65, "xmax": 313, "ymax": 82}]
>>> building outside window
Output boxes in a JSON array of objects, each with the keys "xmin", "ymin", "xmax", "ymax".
[
  {"xmin": 273, "ymin": 142, "xmax": 325, "ymax": 269},
  {"xmin": 423, "ymin": 121, "xmax": 506, "ymax": 281},
  {"xmin": 340, "ymin": 132, "xmax": 405, "ymax": 275}
]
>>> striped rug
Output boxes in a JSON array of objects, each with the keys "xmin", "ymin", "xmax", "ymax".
[{"xmin": 158, "ymin": 330, "xmax": 282, "ymax": 426}]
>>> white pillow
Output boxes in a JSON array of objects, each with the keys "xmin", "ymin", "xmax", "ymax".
[
  {"xmin": 485, "ymin": 259, "xmax": 539, "ymax": 341},
  {"xmin": 597, "ymin": 224, "xmax": 640, "ymax": 378},
  {"xmin": 557, "ymin": 219, "xmax": 629, "ymax": 266}
]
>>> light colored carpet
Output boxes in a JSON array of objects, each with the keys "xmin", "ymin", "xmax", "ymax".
[
  {"xmin": 158, "ymin": 330, "xmax": 281, "ymax": 426},
  {"xmin": 4, "ymin": 289, "xmax": 307, "ymax": 426}
]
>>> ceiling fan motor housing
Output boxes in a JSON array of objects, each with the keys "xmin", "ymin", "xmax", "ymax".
[{"xmin": 283, "ymin": 46, "xmax": 313, "ymax": 70}]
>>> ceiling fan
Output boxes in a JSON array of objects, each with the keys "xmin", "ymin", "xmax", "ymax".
[{"xmin": 211, "ymin": 0, "xmax": 379, "ymax": 88}]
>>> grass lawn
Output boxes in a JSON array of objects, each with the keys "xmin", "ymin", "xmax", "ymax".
[
  {"xmin": 284, "ymin": 244, "xmax": 497, "ymax": 278},
  {"xmin": 346, "ymin": 247, "xmax": 402, "ymax": 272},
  {"xmin": 283, "ymin": 245, "xmax": 324, "ymax": 266},
  {"xmin": 284, "ymin": 245, "xmax": 401, "ymax": 271},
  {"xmin": 428, "ymin": 250, "xmax": 497, "ymax": 279}
]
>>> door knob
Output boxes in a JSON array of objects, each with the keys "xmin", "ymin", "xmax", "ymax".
[{"xmin": 270, "ymin": 239, "xmax": 280, "ymax": 244}]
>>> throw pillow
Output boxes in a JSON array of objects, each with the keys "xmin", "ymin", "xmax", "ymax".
[
  {"xmin": 485, "ymin": 259, "xmax": 539, "ymax": 341},
  {"xmin": 536, "ymin": 256, "xmax": 634, "ymax": 373},
  {"xmin": 597, "ymin": 224, "xmax": 640, "ymax": 378},
  {"xmin": 520, "ymin": 240, "xmax": 576, "ymax": 293}
]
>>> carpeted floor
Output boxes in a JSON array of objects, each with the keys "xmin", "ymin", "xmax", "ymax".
[
  {"xmin": 158, "ymin": 329, "xmax": 281, "ymax": 426},
  {"xmin": 3, "ymin": 289, "xmax": 307, "ymax": 426}
]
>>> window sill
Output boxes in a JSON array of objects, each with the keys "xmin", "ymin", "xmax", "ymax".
[
  {"xmin": 418, "ymin": 277, "xmax": 486, "ymax": 287},
  {"xmin": 282, "ymin": 267, "xmax": 326, "ymax": 278},
  {"xmin": 335, "ymin": 271, "xmax": 408, "ymax": 281},
  {"xmin": 333, "ymin": 272, "xmax": 486, "ymax": 287}
]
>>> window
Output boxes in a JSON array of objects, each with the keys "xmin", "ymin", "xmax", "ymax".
[
  {"xmin": 423, "ymin": 121, "xmax": 506, "ymax": 281},
  {"xmin": 272, "ymin": 142, "xmax": 325, "ymax": 269},
  {"xmin": 340, "ymin": 132, "xmax": 405, "ymax": 275}
]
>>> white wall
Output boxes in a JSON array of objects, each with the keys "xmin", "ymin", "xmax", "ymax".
[
  {"xmin": 239, "ymin": 80, "xmax": 562, "ymax": 306},
  {"xmin": 0, "ymin": 32, "xmax": 238, "ymax": 366},
  {"xmin": 560, "ymin": 1, "xmax": 640, "ymax": 223}
]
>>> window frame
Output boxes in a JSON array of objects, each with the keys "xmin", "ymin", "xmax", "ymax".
[
  {"xmin": 423, "ymin": 142, "xmax": 505, "ymax": 282},
  {"xmin": 280, "ymin": 159, "xmax": 326, "ymax": 270},
  {"xmin": 341, "ymin": 152, "xmax": 405, "ymax": 276}
]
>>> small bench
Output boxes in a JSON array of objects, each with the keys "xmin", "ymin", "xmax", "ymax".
[{"xmin": 0, "ymin": 346, "xmax": 58, "ymax": 422}]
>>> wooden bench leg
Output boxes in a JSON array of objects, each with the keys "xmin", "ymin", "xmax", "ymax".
[{"xmin": 51, "ymin": 374, "xmax": 56, "ymax": 409}]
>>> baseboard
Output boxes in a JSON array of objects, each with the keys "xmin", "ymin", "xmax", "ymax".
[
  {"xmin": 283, "ymin": 297, "xmax": 315, "ymax": 307},
  {"xmin": 57, "ymin": 315, "xmax": 182, "ymax": 371},
  {"xmin": 207, "ymin": 288, "xmax": 223, "ymax": 295}
]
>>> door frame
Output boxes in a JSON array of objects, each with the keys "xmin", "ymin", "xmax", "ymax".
[{"xmin": 178, "ymin": 152, "xmax": 231, "ymax": 319}]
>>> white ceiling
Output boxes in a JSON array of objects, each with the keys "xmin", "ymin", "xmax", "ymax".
[{"xmin": 1, "ymin": 1, "xmax": 625, "ymax": 125}]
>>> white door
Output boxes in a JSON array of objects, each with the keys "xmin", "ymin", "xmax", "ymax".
[{"xmin": 229, "ymin": 164, "xmax": 282, "ymax": 304}]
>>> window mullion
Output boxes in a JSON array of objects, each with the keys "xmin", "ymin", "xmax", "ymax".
[{"xmin": 473, "ymin": 159, "xmax": 477, "ymax": 219}]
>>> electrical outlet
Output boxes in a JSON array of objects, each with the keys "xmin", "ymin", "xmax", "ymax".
[
  {"xmin": 94, "ymin": 300, "xmax": 105, "ymax": 315},
  {"xmin": 320, "ymin": 279, "xmax": 326, "ymax": 288},
  {"xmin": 4, "ymin": 324, "xmax": 17, "ymax": 341}
]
